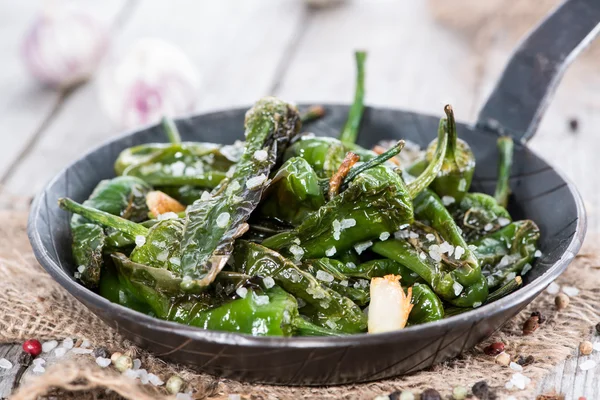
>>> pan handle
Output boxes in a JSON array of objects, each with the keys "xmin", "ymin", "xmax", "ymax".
[{"xmin": 475, "ymin": 0, "xmax": 600, "ymax": 142}]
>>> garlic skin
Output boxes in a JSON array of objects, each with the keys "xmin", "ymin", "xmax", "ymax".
[
  {"xmin": 368, "ymin": 275, "xmax": 413, "ymax": 334},
  {"xmin": 22, "ymin": 8, "xmax": 108, "ymax": 88},
  {"xmin": 98, "ymin": 38, "xmax": 201, "ymax": 129}
]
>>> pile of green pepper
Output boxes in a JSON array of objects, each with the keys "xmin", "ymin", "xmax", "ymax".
[{"xmin": 59, "ymin": 51, "xmax": 540, "ymax": 337}]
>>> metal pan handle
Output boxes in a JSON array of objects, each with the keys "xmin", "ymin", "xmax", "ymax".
[{"xmin": 475, "ymin": 0, "xmax": 600, "ymax": 142}]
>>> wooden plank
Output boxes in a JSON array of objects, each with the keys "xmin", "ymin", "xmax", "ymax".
[
  {"xmin": 0, "ymin": 0, "xmax": 127, "ymax": 182},
  {"xmin": 2, "ymin": 0, "xmax": 304, "ymax": 197},
  {"xmin": 0, "ymin": 343, "xmax": 28, "ymax": 399}
]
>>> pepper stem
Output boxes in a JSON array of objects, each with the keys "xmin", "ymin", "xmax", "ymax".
[
  {"xmin": 300, "ymin": 105, "xmax": 326, "ymax": 124},
  {"xmin": 342, "ymin": 140, "xmax": 405, "ymax": 185},
  {"xmin": 161, "ymin": 117, "xmax": 181, "ymax": 144},
  {"xmin": 293, "ymin": 316, "xmax": 342, "ymax": 336},
  {"xmin": 339, "ymin": 51, "xmax": 366, "ymax": 145},
  {"xmin": 494, "ymin": 136, "xmax": 514, "ymax": 208},
  {"xmin": 486, "ymin": 276, "xmax": 522, "ymax": 303},
  {"xmin": 444, "ymin": 104, "xmax": 457, "ymax": 161},
  {"xmin": 407, "ymin": 120, "xmax": 448, "ymax": 199},
  {"xmin": 59, "ymin": 198, "xmax": 149, "ymax": 238}
]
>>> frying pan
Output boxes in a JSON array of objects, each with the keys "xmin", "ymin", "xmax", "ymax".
[{"xmin": 28, "ymin": 0, "xmax": 600, "ymax": 385}]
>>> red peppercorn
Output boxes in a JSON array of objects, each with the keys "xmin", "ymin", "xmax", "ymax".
[
  {"xmin": 22, "ymin": 339, "xmax": 42, "ymax": 356},
  {"xmin": 483, "ymin": 342, "xmax": 505, "ymax": 356}
]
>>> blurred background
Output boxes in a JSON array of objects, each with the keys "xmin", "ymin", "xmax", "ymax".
[{"xmin": 0, "ymin": 0, "xmax": 598, "ymax": 231}]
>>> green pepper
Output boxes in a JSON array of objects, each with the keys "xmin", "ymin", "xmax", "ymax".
[
  {"xmin": 303, "ymin": 258, "xmax": 370, "ymax": 306},
  {"xmin": 70, "ymin": 176, "xmax": 151, "ymax": 288},
  {"xmin": 157, "ymin": 185, "xmax": 206, "ymax": 205},
  {"xmin": 408, "ymin": 105, "xmax": 475, "ymax": 202},
  {"xmin": 337, "ymin": 258, "xmax": 422, "ymax": 286},
  {"xmin": 494, "ymin": 136, "xmax": 514, "ymax": 208},
  {"xmin": 178, "ymin": 97, "xmax": 301, "ymax": 289},
  {"xmin": 449, "ymin": 192, "xmax": 512, "ymax": 242},
  {"xmin": 98, "ymin": 261, "xmax": 154, "ymax": 315},
  {"xmin": 471, "ymin": 220, "xmax": 540, "ymax": 289},
  {"xmin": 408, "ymin": 283, "xmax": 444, "ymax": 324},
  {"xmin": 232, "ymin": 240, "xmax": 367, "ymax": 333},
  {"xmin": 258, "ymin": 157, "xmax": 325, "ymax": 226},
  {"xmin": 372, "ymin": 189, "xmax": 488, "ymax": 307}
]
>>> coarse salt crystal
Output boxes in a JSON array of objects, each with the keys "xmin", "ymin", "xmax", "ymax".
[
  {"xmin": 408, "ymin": 231, "xmax": 419, "ymax": 239},
  {"xmin": 227, "ymin": 180, "xmax": 241, "ymax": 193},
  {"xmin": 54, "ymin": 347, "xmax": 67, "ymax": 358},
  {"xmin": 458, "ymin": 178, "xmax": 467, "ymax": 191},
  {"xmin": 123, "ymin": 368, "xmax": 138, "ymax": 379},
  {"xmin": 425, "ymin": 233, "xmax": 435, "ymax": 241},
  {"xmin": 521, "ymin": 263, "xmax": 532, "ymax": 275},
  {"xmin": 133, "ymin": 359, "xmax": 141, "ymax": 370},
  {"xmin": 473, "ymin": 301, "xmax": 482, "ymax": 308},
  {"xmin": 325, "ymin": 320, "xmax": 337, "ymax": 330},
  {"xmin": 439, "ymin": 241, "xmax": 454, "ymax": 256},
  {"xmin": 325, "ymin": 246, "xmax": 337, "ymax": 257},
  {"xmin": 246, "ymin": 174, "xmax": 267, "ymax": 189},
  {"xmin": 454, "ymin": 246, "xmax": 465, "ymax": 260},
  {"xmin": 176, "ymin": 393, "xmax": 193, "ymax": 400},
  {"xmin": 468, "ymin": 244, "xmax": 478, "ymax": 251},
  {"xmin": 340, "ymin": 219, "xmax": 356, "ymax": 229},
  {"xmin": 254, "ymin": 294, "xmax": 270, "ymax": 305},
  {"xmin": 0, "ymin": 358, "xmax": 12, "ymax": 369},
  {"xmin": 546, "ymin": 282, "xmax": 560, "ymax": 294},
  {"xmin": 157, "ymin": 250, "xmax": 169, "ymax": 262},
  {"xmin": 32, "ymin": 358, "xmax": 45, "ymax": 366},
  {"xmin": 229, "ymin": 395, "xmax": 242, "ymax": 400},
  {"xmin": 157, "ymin": 211, "xmax": 178, "ymax": 221},
  {"xmin": 373, "ymin": 396, "xmax": 390, "ymax": 400},
  {"xmin": 253, "ymin": 149, "xmax": 268, "ymax": 161},
  {"xmin": 562, "ymin": 286, "xmax": 580, "ymax": 297},
  {"xmin": 507, "ymin": 372, "xmax": 530, "ymax": 390},
  {"xmin": 216, "ymin": 212, "xmax": 230, "ymax": 228},
  {"xmin": 592, "ymin": 342, "xmax": 600, "ymax": 351},
  {"xmin": 77, "ymin": 265, "xmax": 86, "ymax": 274},
  {"xmin": 71, "ymin": 348, "xmax": 93, "ymax": 355},
  {"xmin": 580, "ymin": 360, "xmax": 597, "ymax": 371},
  {"xmin": 135, "ymin": 235, "xmax": 146, "ymax": 247},
  {"xmin": 453, "ymin": 282, "xmax": 463, "ymax": 296},
  {"xmin": 148, "ymin": 373, "xmax": 164, "ymax": 386},
  {"xmin": 169, "ymin": 257, "xmax": 181, "ymax": 266},
  {"xmin": 484, "ymin": 223, "xmax": 494, "ymax": 231},
  {"xmin": 346, "ymin": 262, "xmax": 356, "ymax": 269},
  {"xmin": 289, "ymin": 245, "xmax": 304, "ymax": 261},
  {"xmin": 509, "ymin": 362, "xmax": 523, "ymax": 372},
  {"xmin": 292, "ymin": 238, "xmax": 301, "ymax": 245},
  {"xmin": 428, "ymin": 245, "xmax": 442, "ymax": 262},
  {"xmin": 534, "ymin": 250, "xmax": 542, "ymax": 258},
  {"xmin": 81, "ymin": 340, "xmax": 91, "ymax": 348},
  {"xmin": 340, "ymin": 280, "xmax": 349, "ymax": 287},
  {"xmin": 62, "ymin": 337, "xmax": 74, "ymax": 349},
  {"xmin": 354, "ymin": 279, "xmax": 369, "ymax": 289},
  {"xmin": 170, "ymin": 161, "xmax": 186, "ymax": 176},
  {"xmin": 139, "ymin": 369, "xmax": 150, "ymax": 384},
  {"xmin": 263, "ymin": 276, "xmax": 275, "ymax": 289},
  {"xmin": 200, "ymin": 191, "xmax": 212, "ymax": 201},
  {"xmin": 96, "ymin": 357, "xmax": 111, "ymax": 368},
  {"xmin": 505, "ymin": 272, "xmax": 516, "ymax": 282},
  {"xmin": 394, "ymin": 230, "xmax": 409, "ymax": 239},
  {"xmin": 354, "ymin": 241, "xmax": 373, "ymax": 255},
  {"xmin": 316, "ymin": 270, "xmax": 334, "ymax": 283},
  {"xmin": 498, "ymin": 217, "xmax": 511, "ymax": 226},
  {"xmin": 42, "ymin": 340, "xmax": 58, "ymax": 353},
  {"xmin": 419, "ymin": 252, "xmax": 427, "ymax": 260},
  {"xmin": 379, "ymin": 232, "xmax": 390, "ymax": 241},
  {"xmin": 32, "ymin": 365, "xmax": 45, "ymax": 374},
  {"xmin": 441, "ymin": 196, "xmax": 455, "ymax": 206},
  {"xmin": 236, "ymin": 287, "xmax": 248, "ymax": 299}
]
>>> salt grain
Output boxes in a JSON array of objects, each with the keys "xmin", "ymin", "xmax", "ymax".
[
  {"xmin": 408, "ymin": 231, "xmax": 419, "ymax": 239},
  {"xmin": 498, "ymin": 217, "xmax": 511, "ymax": 227},
  {"xmin": 229, "ymin": 395, "xmax": 242, "ymax": 400},
  {"xmin": 458, "ymin": 178, "xmax": 467, "ymax": 191},
  {"xmin": 139, "ymin": 369, "xmax": 150, "ymax": 384},
  {"xmin": 157, "ymin": 250, "xmax": 169, "ymax": 262},
  {"xmin": 95, "ymin": 357, "xmax": 111, "ymax": 368},
  {"xmin": 42, "ymin": 340, "xmax": 58, "ymax": 353},
  {"xmin": 216, "ymin": 212, "xmax": 230, "ymax": 228},
  {"xmin": 0, "ymin": 358, "xmax": 12, "ymax": 369},
  {"xmin": 379, "ymin": 232, "xmax": 390, "ymax": 241},
  {"xmin": 246, "ymin": 174, "xmax": 267, "ymax": 189},
  {"xmin": 453, "ymin": 282, "xmax": 463, "ymax": 296},
  {"xmin": 227, "ymin": 180, "xmax": 241, "ymax": 193},
  {"xmin": 133, "ymin": 359, "xmax": 142, "ymax": 370},
  {"xmin": 54, "ymin": 347, "xmax": 67, "ymax": 358},
  {"xmin": 468, "ymin": 244, "xmax": 478, "ymax": 251},
  {"xmin": 236, "ymin": 287, "xmax": 248, "ymax": 299},
  {"xmin": 135, "ymin": 235, "xmax": 146, "ymax": 247},
  {"xmin": 32, "ymin": 365, "xmax": 45, "ymax": 374},
  {"xmin": 289, "ymin": 245, "xmax": 304, "ymax": 261},
  {"xmin": 441, "ymin": 196, "xmax": 455, "ymax": 206},
  {"xmin": 169, "ymin": 257, "xmax": 181, "ymax": 266},
  {"xmin": 340, "ymin": 280, "xmax": 349, "ymax": 287},
  {"xmin": 263, "ymin": 276, "xmax": 275, "ymax": 289},
  {"xmin": 148, "ymin": 373, "xmax": 164, "ymax": 386},
  {"xmin": 157, "ymin": 212, "xmax": 178, "ymax": 221},
  {"xmin": 200, "ymin": 191, "xmax": 212, "ymax": 201},
  {"xmin": 506, "ymin": 372, "xmax": 530, "ymax": 390},
  {"xmin": 253, "ymin": 149, "xmax": 268, "ymax": 161},
  {"xmin": 316, "ymin": 270, "xmax": 335, "ymax": 283},
  {"xmin": 419, "ymin": 252, "xmax": 427, "ymax": 260},
  {"xmin": 254, "ymin": 294, "xmax": 270, "ymax": 305},
  {"xmin": 354, "ymin": 241, "xmax": 373, "ymax": 255},
  {"xmin": 394, "ymin": 230, "xmax": 409, "ymax": 240},
  {"xmin": 454, "ymin": 246, "xmax": 465, "ymax": 260},
  {"xmin": 77, "ymin": 265, "xmax": 86, "ymax": 274},
  {"xmin": 580, "ymin": 360, "xmax": 596, "ymax": 371},
  {"xmin": 521, "ymin": 263, "xmax": 532, "ymax": 275},
  {"xmin": 546, "ymin": 282, "xmax": 560, "ymax": 294},
  {"xmin": 340, "ymin": 219, "xmax": 356, "ymax": 229},
  {"xmin": 176, "ymin": 393, "xmax": 193, "ymax": 400},
  {"xmin": 62, "ymin": 337, "xmax": 74, "ymax": 349},
  {"xmin": 425, "ymin": 233, "xmax": 435, "ymax": 241},
  {"xmin": 534, "ymin": 250, "xmax": 542, "ymax": 258},
  {"xmin": 123, "ymin": 369, "xmax": 138, "ymax": 379},
  {"xmin": 32, "ymin": 358, "xmax": 45, "ymax": 366},
  {"xmin": 473, "ymin": 301, "xmax": 482, "ymax": 308},
  {"xmin": 509, "ymin": 362, "xmax": 523, "ymax": 372},
  {"xmin": 484, "ymin": 223, "xmax": 494, "ymax": 231},
  {"xmin": 292, "ymin": 238, "xmax": 301, "ymax": 245},
  {"xmin": 562, "ymin": 286, "xmax": 580, "ymax": 297},
  {"xmin": 81, "ymin": 340, "xmax": 91, "ymax": 348},
  {"xmin": 71, "ymin": 348, "xmax": 93, "ymax": 355},
  {"xmin": 325, "ymin": 246, "xmax": 337, "ymax": 257},
  {"xmin": 428, "ymin": 245, "xmax": 442, "ymax": 262},
  {"xmin": 439, "ymin": 241, "xmax": 454, "ymax": 256}
]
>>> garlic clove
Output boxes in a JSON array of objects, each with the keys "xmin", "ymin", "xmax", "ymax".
[{"xmin": 368, "ymin": 275, "xmax": 413, "ymax": 333}]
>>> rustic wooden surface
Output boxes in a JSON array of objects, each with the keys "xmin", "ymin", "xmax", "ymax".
[{"xmin": 0, "ymin": 0, "xmax": 599, "ymax": 398}]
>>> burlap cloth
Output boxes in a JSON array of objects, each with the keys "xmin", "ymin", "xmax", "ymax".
[{"xmin": 0, "ymin": 205, "xmax": 598, "ymax": 400}]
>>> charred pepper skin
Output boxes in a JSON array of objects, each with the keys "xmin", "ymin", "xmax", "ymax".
[{"xmin": 449, "ymin": 192, "xmax": 512, "ymax": 242}]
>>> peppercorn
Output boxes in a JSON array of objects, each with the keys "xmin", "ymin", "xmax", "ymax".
[
  {"xmin": 388, "ymin": 391, "xmax": 401, "ymax": 400},
  {"xmin": 579, "ymin": 341, "xmax": 593, "ymax": 356},
  {"xmin": 166, "ymin": 375, "xmax": 185, "ymax": 395},
  {"xmin": 495, "ymin": 352, "xmax": 511, "ymax": 366},
  {"xmin": 568, "ymin": 118, "xmax": 579, "ymax": 133},
  {"xmin": 531, "ymin": 311, "xmax": 546, "ymax": 324},
  {"xmin": 516, "ymin": 355, "xmax": 535, "ymax": 366},
  {"xmin": 110, "ymin": 352, "xmax": 123, "ymax": 364},
  {"xmin": 114, "ymin": 355, "xmax": 133, "ymax": 372},
  {"xmin": 452, "ymin": 385, "xmax": 468, "ymax": 400},
  {"xmin": 398, "ymin": 392, "xmax": 415, "ymax": 400},
  {"xmin": 523, "ymin": 315, "xmax": 540, "ymax": 335},
  {"xmin": 93, "ymin": 347, "xmax": 110, "ymax": 359},
  {"xmin": 472, "ymin": 381, "xmax": 497, "ymax": 400},
  {"xmin": 22, "ymin": 339, "xmax": 42, "ymax": 357},
  {"xmin": 555, "ymin": 293, "xmax": 570, "ymax": 310},
  {"xmin": 595, "ymin": 322, "xmax": 600, "ymax": 335},
  {"xmin": 421, "ymin": 388, "xmax": 442, "ymax": 400},
  {"xmin": 483, "ymin": 342, "xmax": 505, "ymax": 356}
]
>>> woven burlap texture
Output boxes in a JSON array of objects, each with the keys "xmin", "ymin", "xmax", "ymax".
[{"xmin": 1, "ymin": 206, "xmax": 599, "ymax": 400}]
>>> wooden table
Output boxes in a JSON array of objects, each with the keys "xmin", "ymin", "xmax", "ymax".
[{"xmin": 0, "ymin": 1, "xmax": 598, "ymax": 398}]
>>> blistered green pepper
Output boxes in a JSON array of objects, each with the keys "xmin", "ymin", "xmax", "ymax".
[
  {"xmin": 409, "ymin": 105, "xmax": 475, "ymax": 202},
  {"xmin": 303, "ymin": 258, "xmax": 369, "ymax": 306},
  {"xmin": 449, "ymin": 192, "xmax": 512, "ymax": 242},
  {"xmin": 408, "ymin": 283, "xmax": 444, "ymax": 324},
  {"xmin": 259, "ymin": 157, "xmax": 325, "ymax": 226},
  {"xmin": 471, "ymin": 220, "xmax": 540, "ymax": 289},
  {"xmin": 232, "ymin": 240, "xmax": 367, "ymax": 333},
  {"xmin": 336, "ymin": 258, "xmax": 422, "ymax": 286},
  {"xmin": 70, "ymin": 176, "xmax": 151, "ymax": 288}
]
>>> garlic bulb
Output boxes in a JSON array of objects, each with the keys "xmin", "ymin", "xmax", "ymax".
[
  {"xmin": 22, "ymin": 8, "xmax": 108, "ymax": 88},
  {"xmin": 368, "ymin": 275, "xmax": 413, "ymax": 334},
  {"xmin": 98, "ymin": 38, "xmax": 201, "ymax": 129}
]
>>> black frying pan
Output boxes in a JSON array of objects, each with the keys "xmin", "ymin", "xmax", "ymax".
[{"xmin": 28, "ymin": 0, "xmax": 599, "ymax": 385}]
